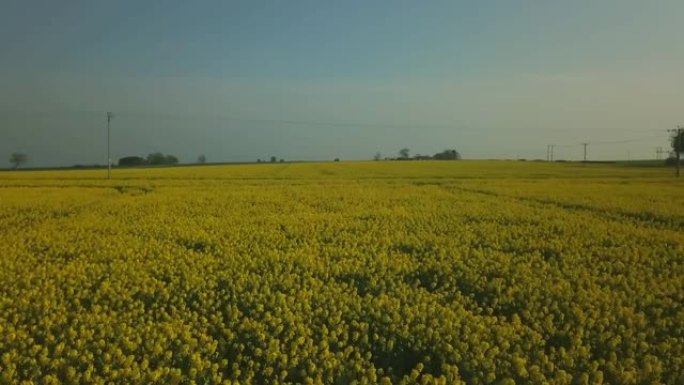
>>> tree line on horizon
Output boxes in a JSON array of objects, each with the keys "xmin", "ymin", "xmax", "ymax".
[
  {"xmin": 374, "ymin": 148, "xmax": 462, "ymax": 161},
  {"xmin": 5, "ymin": 129, "xmax": 684, "ymax": 169},
  {"xmin": 118, "ymin": 152, "xmax": 180, "ymax": 167}
]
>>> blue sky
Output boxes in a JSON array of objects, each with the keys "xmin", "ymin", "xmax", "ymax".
[{"xmin": 1, "ymin": 0, "xmax": 683, "ymax": 166}]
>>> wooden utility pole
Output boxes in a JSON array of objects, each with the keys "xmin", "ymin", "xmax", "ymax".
[
  {"xmin": 581, "ymin": 142, "xmax": 588, "ymax": 165},
  {"xmin": 107, "ymin": 112, "xmax": 113, "ymax": 179},
  {"xmin": 546, "ymin": 144, "xmax": 555, "ymax": 161}
]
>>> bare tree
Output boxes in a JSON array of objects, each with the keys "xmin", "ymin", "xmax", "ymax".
[
  {"xmin": 399, "ymin": 148, "xmax": 410, "ymax": 159},
  {"xmin": 9, "ymin": 153, "xmax": 27, "ymax": 169},
  {"xmin": 373, "ymin": 152, "xmax": 382, "ymax": 161}
]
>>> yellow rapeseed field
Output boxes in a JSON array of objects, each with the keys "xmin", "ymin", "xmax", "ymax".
[{"xmin": 0, "ymin": 161, "xmax": 682, "ymax": 385}]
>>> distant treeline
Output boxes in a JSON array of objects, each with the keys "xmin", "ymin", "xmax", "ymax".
[
  {"xmin": 378, "ymin": 149, "xmax": 462, "ymax": 161},
  {"xmin": 119, "ymin": 152, "xmax": 179, "ymax": 167}
]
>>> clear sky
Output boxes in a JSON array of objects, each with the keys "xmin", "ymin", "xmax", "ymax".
[{"xmin": 1, "ymin": 0, "xmax": 683, "ymax": 166}]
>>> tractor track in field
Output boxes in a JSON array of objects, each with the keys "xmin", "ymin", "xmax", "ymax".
[{"xmin": 445, "ymin": 185, "xmax": 684, "ymax": 232}]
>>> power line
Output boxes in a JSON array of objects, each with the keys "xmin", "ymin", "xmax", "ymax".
[
  {"xmin": 0, "ymin": 110, "xmax": 672, "ymax": 142},
  {"xmin": 548, "ymin": 133, "xmax": 665, "ymax": 151},
  {"xmin": 587, "ymin": 133, "xmax": 664, "ymax": 146},
  {"xmin": 108, "ymin": 111, "xmax": 470, "ymax": 131},
  {"xmin": 0, "ymin": 109, "xmax": 469, "ymax": 131},
  {"xmin": 1, "ymin": 109, "xmax": 675, "ymax": 163}
]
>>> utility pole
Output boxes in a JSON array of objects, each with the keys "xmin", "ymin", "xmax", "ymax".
[
  {"xmin": 546, "ymin": 144, "xmax": 555, "ymax": 162},
  {"xmin": 107, "ymin": 112, "xmax": 113, "ymax": 179},
  {"xmin": 656, "ymin": 147, "xmax": 663, "ymax": 160},
  {"xmin": 581, "ymin": 142, "xmax": 588, "ymax": 165}
]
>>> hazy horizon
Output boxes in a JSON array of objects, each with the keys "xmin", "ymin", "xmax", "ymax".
[{"xmin": 2, "ymin": 0, "xmax": 683, "ymax": 167}]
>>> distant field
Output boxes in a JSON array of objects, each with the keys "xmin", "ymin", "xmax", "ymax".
[{"xmin": 0, "ymin": 161, "xmax": 682, "ymax": 384}]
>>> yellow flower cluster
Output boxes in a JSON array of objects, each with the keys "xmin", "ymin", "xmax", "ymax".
[{"xmin": 0, "ymin": 161, "xmax": 682, "ymax": 384}]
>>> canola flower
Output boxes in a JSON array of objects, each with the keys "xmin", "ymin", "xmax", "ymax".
[{"xmin": 0, "ymin": 161, "xmax": 682, "ymax": 384}]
